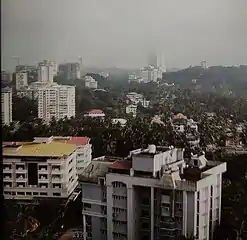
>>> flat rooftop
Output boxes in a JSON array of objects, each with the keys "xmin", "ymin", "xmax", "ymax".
[{"xmin": 3, "ymin": 142, "xmax": 77, "ymax": 157}]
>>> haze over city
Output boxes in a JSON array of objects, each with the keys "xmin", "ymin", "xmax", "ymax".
[{"xmin": 2, "ymin": 0, "xmax": 247, "ymax": 71}]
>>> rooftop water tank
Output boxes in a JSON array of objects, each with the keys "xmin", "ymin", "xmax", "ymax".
[{"xmin": 148, "ymin": 144, "xmax": 156, "ymax": 154}]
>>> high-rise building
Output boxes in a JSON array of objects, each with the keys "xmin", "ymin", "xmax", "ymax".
[
  {"xmin": 85, "ymin": 76, "xmax": 98, "ymax": 89},
  {"xmin": 15, "ymin": 72, "xmax": 28, "ymax": 90},
  {"xmin": 1, "ymin": 70, "xmax": 12, "ymax": 86},
  {"xmin": 58, "ymin": 63, "xmax": 81, "ymax": 80},
  {"xmin": 37, "ymin": 61, "xmax": 54, "ymax": 83},
  {"xmin": 39, "ymin": 60, "xmax": 58, "ymax": 76},
  {"xmin": 1, "ymin": 87, "xmax": 12, "ymax": 125},
  {"xmin": 148, "ymin": 53, "xmax": 166, "ymax": 73},
  {"xmin": 38, "ymin": 83, "xmax": 76, "ymax": 121},
  {"xmin": 80, "ymin": 145, "xmax": 226, "ymax": 240}
]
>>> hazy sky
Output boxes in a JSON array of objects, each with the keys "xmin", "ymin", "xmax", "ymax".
[{"xmin": 2, "ymin": 0, "xmax": 247, "ymax": 71}]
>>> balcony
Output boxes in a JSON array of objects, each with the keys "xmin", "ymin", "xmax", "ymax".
[
  {"xmin": 52, "ymin": 177, "xmax": 62, "ymax": 183},
  {"xmin": 38, "ymin": 177, "xmax": 49, "ymax": 183},
  {"xmin": 16, "ymin": 176, "xmax": 27, "ymax": 182},
  {"xmin": 3, "ymin": 166, "xmax": 12, "ymax": 173},
  {"xmin": 38, "ymin": 168, "xmax": 48, "ymax": 173},
  {"xmin": 52, "ymin": 168, "xmax": 61, "ymax": 174},
  {"xmin": 15, "ymin": 168, "xmax": 27, "ymax": 173}
]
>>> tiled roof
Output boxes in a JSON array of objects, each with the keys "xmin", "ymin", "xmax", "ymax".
[
  {"xmin": 109, "ymin": 160, "xmax": 132, "ymax": 170},
  {"xmin": 87, "ymin": 109, "xmax": 104, "ymax": 114},
  {"xmin": 3, "ymin": 142, "xmax": 77, "ymax": 157},
  {"xmin": 68, "ymin": 137, "xmax": 90, "ymax": 145}
]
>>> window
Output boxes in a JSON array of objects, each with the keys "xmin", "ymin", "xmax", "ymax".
[
  {"xmin": 40, "ymin": 192, "xmax": 47, "ymax": 196},
  {"xmin": 18, "ymin": 192, "xmax": 25, "ymax": 196},
  {"xmin": 33, "ymin": 192, "xmax": 38, "ymax": 196},
  {"xmin": 26, "ymin": 192, "xmax": 32, "ymax": 196},
  {"xmin": 53, "ymin": 193, "xmax": 61, "ymax": 197},
  {"xmin": 4, "ymin": 191, "xmax": 11, "ymax": 195},
  {"xmin": 83, "ymin": 203, "xmax": 91, "ymax": 209}
]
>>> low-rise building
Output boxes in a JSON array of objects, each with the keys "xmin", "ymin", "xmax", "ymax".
[
  {"xmin": 112, "ymin": 118, "xmax": 127, "ymax": 127},
  {"xmin": 140, "ymin": 66, "xmax": 162, "ymax": 83},
  {"xmin": 126, "ymin": 92, "xmax": 150, "ymax": 108},
  {"xmin": 128, "ymin": 73, "xmax": 143, "ymax": 84},
  {"xmin": 84, "ymin": 109, "xmax": 105, "ymax": 118},
  {"xmin": 85, "ymin": 76, "xmax": 98, "ymax": 89},
  {"xmin": 126, "ymin": 104, "xmax": 137, "ymax": 117},
  {"xmin": 79, "ymin": 145, "xmax": 226, "ymax": 240}
]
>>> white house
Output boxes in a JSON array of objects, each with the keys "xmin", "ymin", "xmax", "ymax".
[
  {"xmin": 126, "ymin": 104, "xmax": 137, "ymax": 117},
  {"xmin": 84, "ymin": 109, "xmax": 105, "ymax": 118},
  {"xmin": 112, "ymin": 118, "xmax": 127, "ymax": 127},
  {"xmin": 85, "ymin": 76, "xmax": 98, "ymax": 89}
]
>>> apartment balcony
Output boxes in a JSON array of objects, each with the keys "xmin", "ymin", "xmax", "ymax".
[
  {"xmin": 16, "ymin": 177, "xmax": 27, "ymax": 182},
  {"xmin": 38, "ymin": 168, "xmax": 48, "ymax": 173},
  {"xmin": 38, "ymin": 178, "xmax": 49, "ymax": 183},
  {"xmin": 51, "ymin": 168, "xmax": 62, "ymax": 174},
  {"xmin": 3, "ymin": 167, "xmax": 12, "ymax": 173},
  {"xmin": 3, "ymin": 176, "xmax": 12, "ymax": 181},
  {"xmin": 52, "ymin": 177, "xmax": 62, "ymax": 183},
  {"xmin": 15, "ymin": 168, "xmax": 27, "ymax": 174}
]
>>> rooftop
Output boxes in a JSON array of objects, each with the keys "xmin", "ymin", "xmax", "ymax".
[
  {"xmin": 54, "ymin": 136, "xmax": 90, "ymax": 145},
  {"xmin": 109, "ymin": 160, "xmax": 132, "ymax": 170},
  {"xmin": 3, "ymin": 142, "xmax": 77, "ymax": 157},
  {"xmin": 86, "ymin": 109, "xmax": 104, "ymax": 114}
]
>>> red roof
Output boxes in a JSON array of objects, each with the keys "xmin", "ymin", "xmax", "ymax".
[
  {"xmin": 68, "ymin": 137, "xmax": 90, "ymax": 145},
  {"xmin": 110, "ymin": 160, "xmax": 132, "ymax": 170},
  {"xmin": 88, "ymin": 109, "xmax": 104, "ymax": 114}
]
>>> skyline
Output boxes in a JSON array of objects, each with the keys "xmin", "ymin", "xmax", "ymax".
[{"xmin": 1, "ymin": 0, "xmax": 247, "ymax": 71}]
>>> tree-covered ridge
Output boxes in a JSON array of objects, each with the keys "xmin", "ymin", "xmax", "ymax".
[{"xmin": 163, "ymin": 65, "xmax": 247, "ymax": 96}]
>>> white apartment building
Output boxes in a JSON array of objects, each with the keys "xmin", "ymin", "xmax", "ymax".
[
  {"xmin": 39, "ymin": 60, "xmax": 58, "ymax": 76},
  {"xmin": 140, "ymin": 66, "xmax": 162, "ymax": 83},
  {"xmin": 38, "ymin": 83, "xmax": 76, "ymax": 122},
  {"xmin": 126, "ymin": 104, "xmax": 137, "ymax": 117},
  {"xmin": 85, "ymin": 76, "xmax": 98, "ymax": 89},
  {"xmin": 1, "ymin": 87, "xmax": 12, "ymax": 125},
  {"xmin": 126, "ymin": 92, "xmax": 150, "ymax": 108},
  {"xmin": 15, "ymin": 72, "xmax": 28, "ymax": 90},
  {"xmin": 148, "ymin": 53, "xmax": 166, "ymax": 73},
  {"xmin": 51, "ymin": 136, "xmax": 92, "ymax": 175},
  {"xmin": 99, "ymin": 72, "xmax": 109, "ymax": 78},
  {"xmin": 128, "ymin": 73, "xmax": 143, "ymax": 84},
  {"xmin": 38, "ymin": 61, "xmax": 54, "ymax": 83},
  {"xmin": 58, "ymin": 63, "xmax": 81, "ymax": 80},
  {"xmin": 3, "ymin": 140, "xmax": 78, "ymax": 200},
  {"xmin": 80, "ymin": 145, "xmax": 226, "ymax": 240}
]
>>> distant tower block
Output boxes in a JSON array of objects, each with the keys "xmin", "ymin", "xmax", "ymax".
[{"xmin": 201, "ymin": 60, "xmax": 207, "ymax": 69}]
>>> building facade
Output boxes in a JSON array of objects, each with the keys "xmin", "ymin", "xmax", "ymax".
[
  {"xmin": 39, "ymin": 60, "xmax": 58, "ymax": 76},
  {"xmin": 140, "ymin": 67, "xmax": 162, "ymax": 83},
  {"xmin": 1, "ymin": 87, "xmax": 12, "ymax": 125},
  {"xmin": 15, "ymin": 72, "xmax": 28, "ymax": 90},
  {"xmin": 1, "ymin": 70, "xmax": 12, "ymax": 86},
  {"xmin": 38, "ymin": 84, "xmax": 76, "ymax": 121},
  {"xmin": 37, "ymin": 61, "xmax": 54, "ymax": 83},
  {"xmin": 58, "ymin": 63, "xmax": 81, "ymax": 80},
  {"xmin": 80, "ymin": 145, "xmax": 226, "ymax": 240},
  {"xmin": 85, "ymin": 76, "xmax": 98, "ymax": 89},
  {"xmin": 3, "ymin": 140, "xmax": 78, "ymax": 200}
]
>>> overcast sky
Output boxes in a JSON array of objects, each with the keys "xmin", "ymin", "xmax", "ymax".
[{"xmin": 1, "ymin": 0, "xmax": 247, "ymax": 71}]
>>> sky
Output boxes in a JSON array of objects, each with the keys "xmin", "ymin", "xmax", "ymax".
[{"xmin": 1, "ymin": 0, "xmax": 247, "ymax": 71}]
